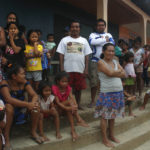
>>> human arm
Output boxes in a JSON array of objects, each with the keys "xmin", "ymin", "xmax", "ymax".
[
  {"xmin": 9, "ymin": 32, "xmax": 22, "ymax": 54},
  {"xmin": 59, "ymin": 54, "xmax": 64, "ymax": 71},
  {"xmin": 0, "ymin": 27, "xmax": 6, "ymax": 47},
  {"xmin": 89, "ymin": 34, "xmax": 108, "ymax": 46},
  {"xmin": 84, "ymin": 55, "xmax": 89, "ymax": 76},
  {"xmin": 97, "ymin": 60, "xmax": 125, "ymax": 78},
  {"xmin": 0, "ymin": 80, "xmax": 36, "ymax": 110},
  {"xmin": 33, "ymin": 42, "xmax": 43, "ymax": 57}
]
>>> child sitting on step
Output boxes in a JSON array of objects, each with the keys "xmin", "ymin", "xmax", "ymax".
[
  {"xmin": 38, "ymin": 81, "xmax": 62, "ymax": 141},
  {"xmin": 52, "ymin": 71, "xmax": 89, "ymax": 142}
]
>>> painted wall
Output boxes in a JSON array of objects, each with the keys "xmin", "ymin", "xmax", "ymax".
[{"xmin": 0, "ymin": 0, "xmax": 54, "ymax": 40}]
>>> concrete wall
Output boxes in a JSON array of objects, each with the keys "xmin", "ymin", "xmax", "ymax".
[{"xmin": 0, "ymin": 0, "xmax": 54, "ymax": 40}]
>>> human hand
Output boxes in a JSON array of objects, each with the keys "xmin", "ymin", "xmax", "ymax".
[
  {"xmin": 34, "ymin": 42, "xmax": 38, "ymax": 47},
  {"xmin": 8, "ymin": 32, "xmax": 15, "ymax": 40},
  {"xmin": 27, "ymin": 101, "xmax": 39, "ymax": 111},
  {"xmin": 1, "ymin": 57, "xmax": 7, "ymax": 65},
  {"xmin": 105, "ymin": 36, "xmax": 109, "ymax": 42}
]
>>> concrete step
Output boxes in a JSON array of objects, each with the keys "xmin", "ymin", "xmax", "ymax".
[
  {"xmin": 11, "ymin": 89, "xmax": 147, "ymax": 137},
  {"xmin": 134, "ymin": 140, "xmax": 150, "ymax": 150},
  {"xmin": 77, "ymin": 120, "xmax": 150, "ymax": 150},
  {"xmin": 11, "ymin": 103, "xmax": 150, "ymax": 150}
]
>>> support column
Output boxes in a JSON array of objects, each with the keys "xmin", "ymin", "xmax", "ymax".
[
  {"xmin": 140, "ymin": 17, "xmax": 147, "ymax": 45},
  {"xmin": 97, "ymin": 0, "xmax": 108, "ymax": 32}
]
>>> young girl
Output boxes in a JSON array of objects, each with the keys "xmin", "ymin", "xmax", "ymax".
[
  {"xmin": 52, "ymin": 71, "xmax": 88, "ymax": 141},
  {"xmin": 129, "ymin": 37, "xmax": 145, "ymax": 97},
  {"xmin": 124, "ymin": 52, "xmax": 136, "ymax": 95},
  {"xmin": 38, "ymin": 81, "xmax": 62, "ymax": 141},
  {"xmin": 24, "ymin": 30, "xmax": 43, "ymax": 91},
  {"xmin": 5, "ymin": 22, "xmax": 25, "ymax": 67}
]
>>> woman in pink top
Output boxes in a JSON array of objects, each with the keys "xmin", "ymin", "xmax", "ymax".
[{"xmin": 52, "ymin": 71, "xmax": 88, "ymax": 141}]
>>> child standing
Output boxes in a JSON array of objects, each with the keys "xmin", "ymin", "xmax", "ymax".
[
  {"xmin": 129, "ymin": 37, "xmax": 145, "ymax": 97},
  {"xmin": 45, "ymin": 34, "xmax": 56, "ymax": 58},
  {"xmin": 38, "ymin": 81, "xmax": 62, "ymax": 141},
  {"xmin": 52, "ymin": 71, "xmax": 88, "ymax": 142},
  {"xmin": 24, "ymin": 30, "xmax": 43, "ymax": 91},
  {"xmin": 124, "ymin": 52, "xmax": 136, "ymax": 95},
  {"xmin": 5, "ymin": 22, "xmax": 25, "ymax": 67}
]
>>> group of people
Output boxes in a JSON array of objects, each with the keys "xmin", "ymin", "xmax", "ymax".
[{"xmin": 0, "ymin": 11, "xmax": 150, "ymax": 150}]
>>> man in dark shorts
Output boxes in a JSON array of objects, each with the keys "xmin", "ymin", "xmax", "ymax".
[{"xmin": 57, "ymin": 20, "xmax": 92, "ymax": 110}]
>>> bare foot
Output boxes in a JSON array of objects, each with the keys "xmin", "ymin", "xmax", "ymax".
[
  {"xmin": 56, "ymin": 132, "xmax": 62, "ymax": 139},
  {"xmin": 129, "ymin": 113, "xmax": 136, "ymax": 117},
  {"xmin": 102, "ymin": 139, "xmax": 115, "ymax": 148},
  {"xmin": 109, "ymin": 136, "xmax": 120, "ymax": 143},
  {"xmin": 139, "ymin": 106, "xmax": 145, "ymax": 111},
  {"xmin": 77, "ymin": 121, "xmax": 89, "ymax": 127},
  {"xmin": 71, "ymin": 131, "xmax": 78, "ymax": 142},
  {"xmin": 40, "ymin": 135, "xmax": 50, "ymax": 142}
]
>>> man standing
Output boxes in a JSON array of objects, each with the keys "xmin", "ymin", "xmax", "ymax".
[
  {"xmin": 57, "ymin": 20, "xmax": 92, "ymax": 110},
  {"xmin": 88, "ymin": 19, "xmax": 115, "ymax": 107}
]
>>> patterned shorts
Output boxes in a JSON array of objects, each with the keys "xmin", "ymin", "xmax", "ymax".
[{"xmin": 69, "ymin": 72, "xmax": 86, "ymax": 91}]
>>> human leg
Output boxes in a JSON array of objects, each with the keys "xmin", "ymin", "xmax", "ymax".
[
  {"xmin": 49, "ymin": 107, "xmax": 62, "ymax": 139},
  {"xmin": 4, "ymin": 104, "xmax": 14, "ymax": 148},
  {"xmin": 38, "ymin": 113, "xmax": 49, "ymax": 142},
  {"xmin": 101, "ymin": 118, "xmax": 114, "ymax": 148},
  {"xmin": 140, "ymin": 93, "xmax": 149, "ymax": 110},
  {"xmin": 108, "ymin": 119, "xmax": 120, "ymax": 143},
  {"xmin": 66, "ymin": 111, "xmax": 78, "ymax": 141}
]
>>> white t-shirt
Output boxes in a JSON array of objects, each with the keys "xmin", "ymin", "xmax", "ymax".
[
  {"xmin": 129, "ymin": 48, "xmax": 144, "ymax": 65},
  {"xmin": 56, "ymin": 36, "xmax": 92, "ymax": 73},
  {"xmin": 39, "ymin": 95, "xmax": 55, "ymax": 110}
]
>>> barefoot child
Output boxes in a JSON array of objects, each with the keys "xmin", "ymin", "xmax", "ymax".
[
  {"xmin": 52, "ymin": 71, "xmax": 88, "ymax": 141},
  {"xmin": 124, "ymin": 52, "xmax": 136, "ymax": 95},
  {"xmin": 38, "ymin": 81, "xmax": 62, "ymax": 141}
]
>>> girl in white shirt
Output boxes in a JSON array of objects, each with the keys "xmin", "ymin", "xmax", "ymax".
[{"xmin": 38, "ymin": 81, "xmax": 62, "ymax": 142}]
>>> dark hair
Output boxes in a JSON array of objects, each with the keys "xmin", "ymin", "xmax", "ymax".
[
  {"xmin": 47, "ymin": 33, "xmax": 54, "ymax": 39},
  {"xmin": 38, "ymin": 81, "xmax": 52, "ymax": 96},
  {"xmin": 100, "ymin": 43, "xmax": 115, "ymax": 59},
  {"xmin": 118, "ymin": 39, "xmax": 125, "ymax": 45},
  {"xmin": 6, "ymin": 21, "xmax": 20, "ymax": 31},
  {"xmin": 134, "ymin": 36, "xmax": 142, "ymax": 44},
  {"xmin": 69, "ymin": 19, "xmax": 80, "ymax": 28},
  {"xmin": 35, "ymin": 29, "xmax": 42, "ymax": 35},
  {"xmin": 55, "ymin": 71, "xmax": 69, "ymax": 84},
  {"xmin": 124, "ymin": 52, "xmax": 134, "ymax": 63},
  {"xmin": 27, "ymin": 29, "xmax": 38, "ymax": 44},
  {"xmin": 6, "ymin": 64, "xmax": 23, "ymax": 80},
  {"xmin": 19, "ymin": 25, "xmax": 26, "ymax": 33},
  {"xmin": 96, "ymin": 18, "xmax": 106, "ymax": 26},
  {"xmin": 6, "ymin": 12, "xmax": 19, "ymax": 24}
]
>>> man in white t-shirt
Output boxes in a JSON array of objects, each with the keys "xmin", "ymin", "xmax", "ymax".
[
  {"xmin": 88, "ymin": 19, "xmax": 115, "ymax": 107},
  {"xmin": 57, "ymin": 20, "xmax": 92, "ymax": 110}
]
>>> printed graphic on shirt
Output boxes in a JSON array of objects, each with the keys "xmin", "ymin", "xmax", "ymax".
[
  {"xmin": 5, "ymin": 46, "xmax": 14, "ymax": 55},
  {"xmin": 67, "ymin": 42, "xmax": 84, "ymax": 54},
  {"xmin": 28, "ymin": 49, "xmax": 38, "ymax": 66}
]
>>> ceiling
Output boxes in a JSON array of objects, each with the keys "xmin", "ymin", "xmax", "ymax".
[{"xmin": 131, "ymin": 0, "xmax": 150, "ymax": 16}]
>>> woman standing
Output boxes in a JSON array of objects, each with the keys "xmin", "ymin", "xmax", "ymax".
[{"xmin": 94, "ymin": 43, "xmax": 126, "ymax": 148}]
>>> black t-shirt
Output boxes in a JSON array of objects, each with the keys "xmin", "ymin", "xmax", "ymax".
[{"xmin": 5, "ymin": 38, "xmax": 25, "ymax": 67}]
